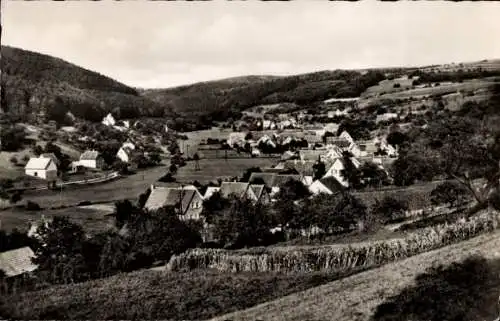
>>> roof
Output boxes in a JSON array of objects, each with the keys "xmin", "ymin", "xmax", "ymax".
[
  {"xmin": 204, "ymin": 186, "xmax": 221, "ymax": 199},
  {"xmin": 219, "ymin": 182, "xmax": 250, "ymax": 198},
  {"xmin": 0, "ymin": 247, "xmax": 37, "ymax": 278},
  {"xmin": 41, "ymin": 153, "xmax": 60, "ymax": 165},
  {"xmin": 80, "ymin": 150, "xmax": 100, "ymax": 160},
  {"xmin": 25, "ymin": 157, "xmax": 54, "ymax": 170},
  {"xmin": 249, "ymin": 173, "xmax": 303, "ymax": 188},
  {"xmin": 318, "ymin": 176, "xmax": 345, "ymax": 194},
  {"xmin": 327, "ymin": 138, "xmax": 351, "ymax": 148},
  {"xmin": 299, "ymin": 149, "xmax": 327, "ymax": 161},
  {"xmin": 144, "ymin": 187, "xmax": 197, "ymax": 213}
]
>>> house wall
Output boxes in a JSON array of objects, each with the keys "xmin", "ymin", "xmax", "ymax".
[
  {"xmin": 25, "ymin": 169, "xmax": 57, "ymax": 181},
  {"xmin": 117, "ymin": 149, "xmax": 130, "ymax": 163}
]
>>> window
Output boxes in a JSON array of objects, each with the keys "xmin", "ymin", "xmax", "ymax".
[{"xmin": 34, "ymin": 172, "xmax": 38, "ymax": 177}]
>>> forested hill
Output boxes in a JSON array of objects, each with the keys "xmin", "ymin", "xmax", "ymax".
[
  {"xmin": 1, "ymin": 46, "xmax": 173, "ymax": 123},
  {"xmin": 141, "ymin": 70, "xmax": 386, "ymax": 123}
]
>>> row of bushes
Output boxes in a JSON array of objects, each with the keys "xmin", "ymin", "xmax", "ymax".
[{"xmin": 166, "ymin": 209, "xmax": 499, "ymax": 273}]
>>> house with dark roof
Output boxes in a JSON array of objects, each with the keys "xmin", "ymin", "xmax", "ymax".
[
  {"xmin": 25, "ymin": 156, "xmax": 58, "ymax": 181},
  {"xmin": 309, "ymin": 176, "xmax": 345, "ymax": 195},
  {"xmin": 78, "ymin": 150, "xmax": 104, "ymax": 169},
  {"xmin": 219, "ymin": 182, "xmax": 270, "ymax": 203},
  {"xmin": 0, "ymin": 247, "xmax": 37, "ymax": 279},
  {"xmin": 145, "ymin": 185, "xmax": 204, "ymax": 221},
  {"xmin": 248, "ymin": 172, "xmax": 309, "ymax": 197}
]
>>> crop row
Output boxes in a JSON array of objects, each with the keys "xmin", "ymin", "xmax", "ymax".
[{"xmin": 167, "ymin": 210, "xmax": 500, "ymax": 273}]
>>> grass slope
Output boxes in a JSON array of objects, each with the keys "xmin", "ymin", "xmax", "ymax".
[
  {"xmin": 210, "ymin": 228, "xmax": 500, "ymax": 321},
  {"xmin": 0, "ymin": 269, "xmax": 362, "ymax": 320}
]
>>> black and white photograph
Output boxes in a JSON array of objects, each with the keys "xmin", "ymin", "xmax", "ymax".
[{"xmin": 1, "ymin": 0, "xmax": 500, "ymax": 320}]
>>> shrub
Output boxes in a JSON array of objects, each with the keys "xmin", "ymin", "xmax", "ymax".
[{"xmin": 26, "ymin": 201, "xmax": 41, "ymax": 211}]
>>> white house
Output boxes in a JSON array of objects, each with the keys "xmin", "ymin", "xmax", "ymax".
[
  {"xmin": 339, "ymin": 131, "xmax": 355, "ymax": 144},
  {"xmin": 347, "ymin": 142, "xmax": 363, "ymax": 158},
  {"xmin": 323, "ymin": 157, "xmax": 361, "ymax": 187},
  {"xmin": 102, "ymin": 113, "xmax": 116, "ymax": 127},
  {"xmin": 25, "ymin": 156, "xmax": 58, "ymax": 181},
  {"xmin": 309, "ymin": 176, "xmax": 345, "ymax": 195},
  {"xmin": 78, "ymin": 150, "xmax": 104, "ymax": 169},
  {"xmin": 227, "ymin": 132, "xmax": 247, "ymax": 147}
]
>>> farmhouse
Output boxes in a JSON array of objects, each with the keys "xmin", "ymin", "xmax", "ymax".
[
  {"xmin": 145, "ymin": 185, "xmax": 204, "ymax": 221},
  {"xmin": 308, "ymin": 176, "xmax": 345, "ymax": 195},
  {"xmin": 0, "ymin": 247, "xmax": 38, "ymax": 279},
  {"xmin": 248, "ymin": 172, "xmax": 310, "ymax": 196},
  {"xmin": 78, "ymin": 150, "xmax": 105, "ymax": 169},
  {"xmin": 323, "ymin": 157, "xmax": 362, "ymax": 187},
  {"xmin": 219, "ymin": 182, "xmax": 270, "ymax": 203},
  {"xmin": 25, "ymin": 156, "xmax": 58, "ymax": 181}
]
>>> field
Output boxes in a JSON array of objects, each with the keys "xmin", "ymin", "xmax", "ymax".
[
  {"xmin": 177, "ymin": 128, "xmax": 233, "ymax": 157},
  {"xmin": 210, "ymin": 227, "xmax": 500, "ymax": 321},
  {"xmin": 17, "ymin": 164, "xmax": 168, "ymax": 208},
  {"xmin": 174, "ymin": 158, "xmax": 280, "ymax": 184},
  {"xmin": 0, "ymin": 204, "xmax": 115, "ymax": 234}
]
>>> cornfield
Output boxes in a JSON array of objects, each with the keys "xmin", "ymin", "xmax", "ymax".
[{"xmin": 167, "ymin": 210, "xmax": 500, "ymax": 273}]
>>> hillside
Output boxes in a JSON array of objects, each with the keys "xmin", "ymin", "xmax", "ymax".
[
  {"xmin": 1, "ymin": 46, "xmax": 174, "ymax": 123},
  {"xmin": 141, "ymin": 70, "xmax": 387, "ymax": 121},
  {"xmin": 2, "ymin": 224, "xmax": 500, "ymax": 321}
]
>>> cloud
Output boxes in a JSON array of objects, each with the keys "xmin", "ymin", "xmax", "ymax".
[{"xmin": 3, "ymin": 1, "xmax": 500, "ymax": 88}]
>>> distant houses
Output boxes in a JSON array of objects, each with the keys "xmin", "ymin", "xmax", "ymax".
[
  {"xmin": 323, "ymin": 157, "xmax": 362, "ymax": 187},
  {"xmin": 25, "ymin": 156, "xmax": 58, "ymax": 181}
]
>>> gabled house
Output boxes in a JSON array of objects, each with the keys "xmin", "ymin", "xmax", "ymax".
[
  {"xmin": 145, "ymin": 185, "xmax": 204, "ymax": 221},
  {"xmin": 78, "ymin": 150, "xmax": 105, "ymax": 169},
  {"xmin": 309, "ymin": 176, "xmax": 345, "ymax": 195},
  {"xmin": 25, "ymin": 156, "xmax": 58, "ymax": 181},
  {"xmin": 323, "ymin": 157, "xmax": 361, "ymax": 187},
  {"xmin": 116, "ymin": 146, "xmax": 141, "ymax": 163},
  {"xmin": 219, "ymin": 182, "xmax": 268, "ymax": 203},
  {"xmin": 0, "ymin": 247, "xmax": 38, "ymax": 279},
  {"xmin": 347, "ymin": 142, "xmax": 363, "ymax": 158},
  {"xmin": 299, "ymin": 149, "xmax": 327, "ymax": 162}
]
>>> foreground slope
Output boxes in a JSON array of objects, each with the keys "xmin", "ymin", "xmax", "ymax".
[
  {"xmin": 1, "ymin": 46, "xmax": 172, "ymax": 122},
  {"xmin": 210, "ymin": 228, "xmax": 500, "ymax": 321}
]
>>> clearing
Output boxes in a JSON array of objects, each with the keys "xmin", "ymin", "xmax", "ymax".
[{"xmin": 210, "ymin": 228, "xmax": 500, "ymax": 321}]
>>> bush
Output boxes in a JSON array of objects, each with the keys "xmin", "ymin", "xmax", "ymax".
[{"xmin": 26, "ymin": 201, "xmax": 41, "ymax": 211}]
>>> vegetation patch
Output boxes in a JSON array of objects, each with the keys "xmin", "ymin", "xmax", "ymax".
[
  {"xmin": 167, "ymin": 210, "xmax": 500, "ymax": 273},
  {"xmin": 0, "ymin": 269, "xmax": 352, "ymax": 320}
]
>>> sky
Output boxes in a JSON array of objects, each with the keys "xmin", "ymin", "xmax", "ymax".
[{"xmin": 3, "ymin": 1, "xmax": 500, "ymax": 88}]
